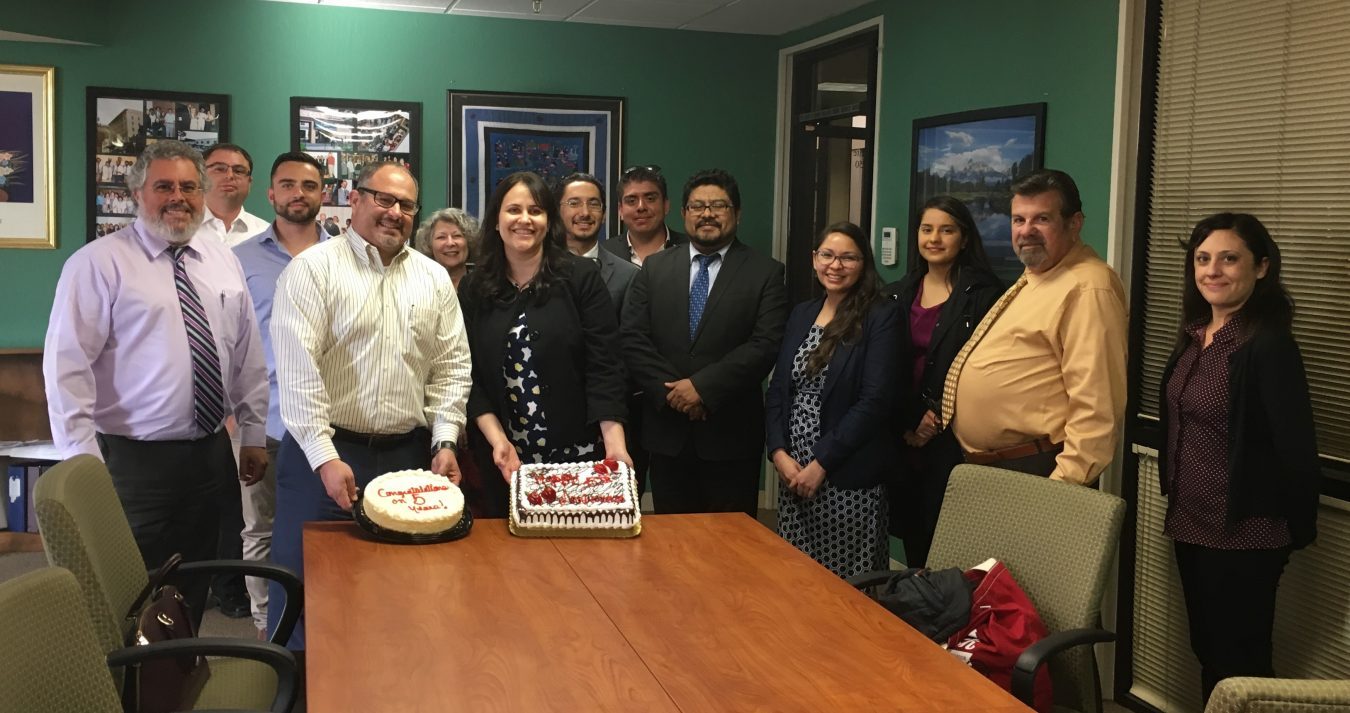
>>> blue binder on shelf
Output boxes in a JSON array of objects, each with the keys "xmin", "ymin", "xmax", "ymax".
[{"xmin": 6, "ymin": 461, "xmax": 49, "ymax": 533}]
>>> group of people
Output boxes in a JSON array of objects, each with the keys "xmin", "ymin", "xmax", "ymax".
[
  {"xmin": 42, "ymin": 139, "xmax": 1319, "ymax": 701},
  {"xmin": 95, "ymin": 155, "xmax": 134, "ymax": 184},
  {"xmin": 94, "ymin": 188, "xmax": 134, "ymax": 215}
]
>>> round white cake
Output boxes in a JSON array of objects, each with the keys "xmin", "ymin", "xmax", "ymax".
[{"xmin": 363, "ymin": 470, "xmax": 465, "ymax": 535}]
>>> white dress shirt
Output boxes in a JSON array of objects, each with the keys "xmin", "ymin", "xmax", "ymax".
[
  {"xmin": 271, "ymin": 229, "xmax": 473, "ymax": 470},
  {"xmin": 43, "ymin": 219, "xmax": 269, "ymax": 459},
  {"xmin": 196, "ymin": 206, "xmax": 270, "ymax": 248}
]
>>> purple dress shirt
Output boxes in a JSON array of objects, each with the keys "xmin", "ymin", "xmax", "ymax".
[{"xmin": 43, "ymin": 219, "xmax": 269, "ymax": 459}]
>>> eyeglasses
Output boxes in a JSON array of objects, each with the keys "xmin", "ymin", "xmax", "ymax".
[
  {"xmin": 562, "ymin": 197, "xmax": 604, "ymax": 211},
  {"xmin": 813, "ymin": 250, "xmax": 862, "ymax": 267},
  {"xmin": 356, "ymin": 186, "xmax": 420, "ymax": 216},
  {"xmin": 686, "ymin": 201, "xmax": 733, "ymax": 214},
  {"xmin": 622, "ymin": 164, "xmax": 661, "ymax": 176},
  {"xmin": 206, "ymin": 162, "xmax": 251, "ymax": 177},
  {"xmin": 150, "ymin": 181, "xmax": 203, "ymax": 196}
]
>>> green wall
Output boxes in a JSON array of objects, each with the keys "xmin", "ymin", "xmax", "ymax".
[
  {"xmin": 0, "ymin": 0, "xmax": 778, "ymax": 348},
  {"xmin": 781, "ymin": 0, "xmax": 1121, "ymax": 283}
]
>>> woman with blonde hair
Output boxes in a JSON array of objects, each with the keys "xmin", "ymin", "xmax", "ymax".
[{"xmin": 414, "ymin": 207, "xmax": 480, "ymax": 290}]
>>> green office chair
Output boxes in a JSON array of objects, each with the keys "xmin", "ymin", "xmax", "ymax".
[
  {"xmin": 851, "ymin": 464, "xmax": 1126, "ymax": 713},
  {"xmin": 1205, "ymin": 677, "xmax": 1350, "ymax": 713},
  {"xmin": 33, "ymin": 454, "xmax": 303, "ymax": 711},
  {"xmin": 0, "ymin": 567, "xmax": 297, "ymax": 713}
]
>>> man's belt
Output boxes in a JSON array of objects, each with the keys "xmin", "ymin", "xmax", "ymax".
[
  {"xmin": 331, "ymin": 426, "xmax": 421, "ymax": 449},
  {"xmin": 965, "ymin": 436, "xmax": 1062, "ymax": 465}
]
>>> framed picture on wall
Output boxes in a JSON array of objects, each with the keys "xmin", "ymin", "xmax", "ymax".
[
  {"xmin": 449, "ymin": 90, "xmax": 625, "ymax": 227},
  {"xmin": 86, "ymin": 86, "xmax": 230, "ymax": 241},
  {"xmin": 291, "ymin": 97, "xmax": 422, "ymax": 219},
  {"xmin": 910, "ymin": 103, "xmax": 1046, "ymax": 283},
  {"xmin": 0, "ymin": 64, "xmax": 55, "ymax": 249}
]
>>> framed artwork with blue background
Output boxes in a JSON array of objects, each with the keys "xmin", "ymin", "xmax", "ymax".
[
  {"xmin": 0, "ymin": 64, "xmax": 54, "ymax": 249},
  {"xmin": 449, "ymin": 90, "xmax": 625, "ymax": 228}
]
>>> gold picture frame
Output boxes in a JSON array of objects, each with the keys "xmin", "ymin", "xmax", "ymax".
[{"xmin": 0, "ymin": 64, "xmax": 55, "ymax": 249}]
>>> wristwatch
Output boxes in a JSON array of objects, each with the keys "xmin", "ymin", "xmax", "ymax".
[{"xmin": 432, "ymin": 440, "xmax": 454, "ymax": 454}]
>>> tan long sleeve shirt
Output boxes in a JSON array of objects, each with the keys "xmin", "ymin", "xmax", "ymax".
[{"xmin": 952, "ymin": 242, "xmax": 1127, "ymax": 485}]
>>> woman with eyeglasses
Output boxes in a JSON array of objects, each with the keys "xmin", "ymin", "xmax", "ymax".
[
  {"xmin": 1160, "ymin": 213, "xmax": 1319, "ymax": 704},
  {"xmin": 414, "ymin": 207, "xmax": 479, "ymax": 291},
  {"xmin": 765, "ymin": 221, "xmax": 899, "ymax": 578},
  {"xmin": 885, "ymin": 195, "xmax": 1002, "ymax": 567},
  {"xmin": 459, "ymin": 171, "xmax": 631, "ymax": 515}
]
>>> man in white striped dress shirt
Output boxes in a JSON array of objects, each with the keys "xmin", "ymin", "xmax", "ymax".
[{"xmin": 268, "ymin": 162, "xmax": 472, "ymax": 648}]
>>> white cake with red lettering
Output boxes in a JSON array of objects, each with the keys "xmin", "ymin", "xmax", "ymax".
[
  {"xmin": 509, "ymin": 458, "xmax": 641, "ymax": 538},
  {"xmin": 362, "ymin": 470, "xmax": 465, "ymax": 535}
]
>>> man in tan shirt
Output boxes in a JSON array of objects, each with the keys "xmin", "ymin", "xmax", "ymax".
[{"xmin": 949, "ymin": 169, "xmax": 1127, "ymax": 485}]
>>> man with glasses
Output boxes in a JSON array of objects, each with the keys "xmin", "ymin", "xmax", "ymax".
[
  {"xmin": 603, "ymin": 165, "xmax": 687, "ymax": 266},
  {"xmin": 44, "ymin": 140, "xmax": 269, "ymax": 625},
  {"xmin": 269, "ymin": 161, "xmax": 472, "ymax": 648},
  {"xmin": 622, "ymin": 169, "xmax": 788, "ymax": 516},
  {"xmin": 555, "ymin": 172, "xmax": 639, "ymax": 314},
  {"xmin": 196, "ymin": 143, "xmax": 270, "ymax": 247}
]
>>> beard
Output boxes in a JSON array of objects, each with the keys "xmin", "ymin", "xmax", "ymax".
[
  {"xmin": 141, "ymin": 201, "xmax": 202, "ymax": 245},
  {"xmin": 274, "ymin": 198, "xmax": 319, "ymax": 225}
]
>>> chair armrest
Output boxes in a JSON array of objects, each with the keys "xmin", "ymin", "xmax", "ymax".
[
  {"xmin": 845, "ymin": 568, "xmax": 902, "ymax": 590},
  {"xmin": 1010, "ymin": 627, "xmax": 1115, "ymax": 706},
  {"xmin": 174, "ymin": 560, "xmax": 304, "ymax": 646},
  {"xmin": 1206, "ymin": 677, "xmax": 1350, "ymax": 713},
  {"xmin": 107, "ymin": 637, "xmax": 298, "ymax": 713}
]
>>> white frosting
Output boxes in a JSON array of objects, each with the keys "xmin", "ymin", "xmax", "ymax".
[
  {"xmin": 511, "ymin": 461, "xmax": 640, "ymax": 532},
  {"xmin": 364, "ymin": 470, "xmax": 464, "ymax": 535}
]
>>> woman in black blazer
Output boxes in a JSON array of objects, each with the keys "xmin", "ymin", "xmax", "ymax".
[
  {"xmin": 885, "ymin": 196, "xmax": 1002, "ymax": 567},
  {"xmin": 765, "ymin": 221, "xmax": 899, "ymax": 578},
  {"xmin": 460, "ymin": 172, "xmax": 630, "ymax": 516},
  {"xmin": 1158, "ymin": 213, "xmax": 1319, "ymax": 704}
]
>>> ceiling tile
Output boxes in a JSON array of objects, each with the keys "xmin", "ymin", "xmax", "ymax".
[
  {"xmin": 571, "ymin": 0, "xmax": 719, "ymax": 27},
  {"xmin": 449, "ymin": 0, "xmax": 592, "ymax": 21},
  {"xmin": 323, "ymin": 0, "xmax": 450, "ymax": 12}
]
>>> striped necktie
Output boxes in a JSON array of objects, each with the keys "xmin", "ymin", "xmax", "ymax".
[
  {"xmin": 170, "ymin": 246, "xmax": 226, "ymax": 435},
  {"xmin": 689, "ymin": 253, "xmax": 720, "ymax": 341},
  {"xmin": 940, "ymin": 273, "xmax": 1029, "ymax": 429}
]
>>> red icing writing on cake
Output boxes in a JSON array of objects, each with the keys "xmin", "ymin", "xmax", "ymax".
[{"xmin": 377, "ymin": 483, "xmax": 451, "ymax": 497}]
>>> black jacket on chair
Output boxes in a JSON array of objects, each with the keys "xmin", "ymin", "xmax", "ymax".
[
  {"xmin": 621, "ymin": 239, "xmax": 789, "ymax": 461},
  {"xmin": 886, "ymin": 266, "xmax": 1004, "ymax": 429},
  {"xmin": 764, "ymin": 298, "xmax": 901, "ymax": 490},
  {"xmin": 460, "ymin": 254, "xmax": 627, "ymax": 447}
]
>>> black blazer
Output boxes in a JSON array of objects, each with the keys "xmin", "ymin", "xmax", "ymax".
[
  {"xmin": 460, "ymin": 254, "xmax": 627, "ymax": 448},
  {"xmin": 1158, "ymin": 327, "xmax": 1320, "ymax": 549},
  {"xmin": 764, "ymin": 299, "xmax": 901, "ymax": 489},
  {"xmin": 621, "ymin": 240, "xmax": 789, "ymax": 460},
  {"xmin": 600, "ymin": 228, "xmax": 688, "ymax": 261},
  {"xmin": 886, "ymin": 266, "xmax": 1003, "ymax": 429},
  {"xmin": 595, "ymin": 247, "xmax": 640, "ymax": 317}
]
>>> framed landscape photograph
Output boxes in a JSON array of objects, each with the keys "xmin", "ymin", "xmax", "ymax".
[
  {"xmin": 87, "ymin": 86, "xmax": 229, "ymax": 241},
  {"xmin": 291, "ymin": 97, "xmax": 421, "ymax": 224},
  {"xmin": 910, "ymin": 103, "xmax": 1046, "ymax": 283},
  {"xmin": 0, "ymin": 64, "xmax": 55, "ymax": 249},
  {"xmin": 449, "ymin": 90, "xmax": 624, "ymax": 227}
]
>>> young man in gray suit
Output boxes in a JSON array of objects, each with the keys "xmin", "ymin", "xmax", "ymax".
[
  {"xmin": 621, "ymin": 169, "xmax": 789, "ymax": 516},
  {"xmin": 555, "ymin": 172, "xmax": 639, "ymax": 315}
]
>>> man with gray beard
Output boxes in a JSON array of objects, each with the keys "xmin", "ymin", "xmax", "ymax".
[{"xmin": 43, "ymin": 140, "xmax": 269, "ymax": 624}]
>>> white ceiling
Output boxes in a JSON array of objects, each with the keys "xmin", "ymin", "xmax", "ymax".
[{"xmin": 264, "ymin": 0, "xmax": 874, "ymax": 36}]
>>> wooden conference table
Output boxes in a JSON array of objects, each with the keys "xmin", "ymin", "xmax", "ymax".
[{"xmin": 304, "ymin": 514, "xmax": 1032, "ymax": 712}]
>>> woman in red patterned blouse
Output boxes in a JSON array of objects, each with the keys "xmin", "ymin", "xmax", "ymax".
[{"xmin": 1158, "ymin": 212, "xmax": 1320, "ymax": 705}]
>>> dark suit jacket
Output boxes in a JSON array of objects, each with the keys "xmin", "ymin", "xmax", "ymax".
[
  {"xmin": 765, "ymin": 299, "xmax": 901, "ymax": 489},
  {"xmin": 600, "ymin": 228, "xmax": 688, "ymax": 262},
  {"xmin": 621, "ymin": 240, "xmax": 788, "ymax": 461},
  {"xmin": 595, "ymin": 247, "xmax": 640, "ymax": 317},
  {"xmin": 460, "ymin": 254, "xmax": 627, "ymax": 448}
]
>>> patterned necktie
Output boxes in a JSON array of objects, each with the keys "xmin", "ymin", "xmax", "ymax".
[
  {"xmin": 940, "ymin": 273, "xmax": 1029, "ymax": 429},
  {"xmin": 171, "ymin": 246, "xmax": 226, "ymax": 435},
  {"xmin": 689, "ymin": 253, "xmax": 720, "ymax": 342}
]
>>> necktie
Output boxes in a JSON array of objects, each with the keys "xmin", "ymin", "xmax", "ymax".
[
  {"xmin": 940, "ymin": 273, "xmax": 1029, "ymax": 429},
  {"xmin": 689, "ymin": 253, "xmax": 721, "ymax": 342},
  {"xmin": 171, "ymin": 246, "xmax": 226, "ymax": 435}
]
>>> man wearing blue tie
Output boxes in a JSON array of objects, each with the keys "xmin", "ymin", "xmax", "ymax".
[
  {"xmin": 621, "ymin": 169, "xmax": 788, "ymax": 516},
  {"xmin": 44, "ymin": 140, "xmax": 269, "ymax": 623}
]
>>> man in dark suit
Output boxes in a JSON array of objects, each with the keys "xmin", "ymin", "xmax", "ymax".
[
  {"xmin": 555, "ymin": 172, "xmax": 639, "ymax": 315},
  {"xmin": 621, "ymin": 169, "xmax": 789, "ymax": 516},
  {"xmin": 602, "ymin": 165, "xmax": 687, "ymax": 265}
]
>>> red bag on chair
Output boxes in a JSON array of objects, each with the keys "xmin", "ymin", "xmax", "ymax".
[{"xmin": 946, "ymin": 559, "xmax": 1053, "ymax": 713}]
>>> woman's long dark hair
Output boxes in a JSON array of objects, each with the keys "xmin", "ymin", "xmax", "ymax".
[
  {"xmin": 808, "ymin": 221, "xmax": 883, "ymax": 375},
  {"xmin": 472, "ymin": 171, "xmax": 570, "ymax": 303},
  {"xmin": 1179, "ymin": 212, "xmax": 1293, "ymax": 344},
  {"xmin": 908, "ymin": 195, "xmax": 992, "ymax": 283}
]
